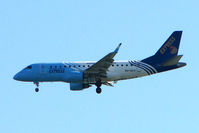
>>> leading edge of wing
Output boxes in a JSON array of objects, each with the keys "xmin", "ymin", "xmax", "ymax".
[
  {"xmin": 114, "ymin": 43, "xmax": 122, "ymax": 53},
  {"xmin": 84, "ymin": 43, "xmax": 122, "ymax": 74}
]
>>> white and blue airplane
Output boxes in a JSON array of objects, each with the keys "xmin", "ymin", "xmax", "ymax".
[{"xmin": 14, "ymin": 31, "xmax": 186, "ymax": 94}]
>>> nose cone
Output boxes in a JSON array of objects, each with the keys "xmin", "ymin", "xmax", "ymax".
[
  {"xmin": 13, "ymin": 73, "xmax": 20, "ymax": 80},
  {"xmin": 13, "ymin": 70, "xmax": 33, "ymax": 81}
]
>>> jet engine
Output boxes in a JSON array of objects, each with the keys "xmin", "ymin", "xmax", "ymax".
[
  {"xmin": 70, "ymin": 83, "xmax": 91, "ymax": 91},
  {"xmin": 63, "ymin": 71, "xmax": 92, "ymax": 90}
]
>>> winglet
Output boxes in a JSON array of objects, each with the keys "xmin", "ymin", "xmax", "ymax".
[{"xmin": 114, "ymin": 43, "xmax": 122, "ymax": 53}]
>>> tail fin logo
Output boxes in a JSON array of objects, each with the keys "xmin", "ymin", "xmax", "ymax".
[
  {"xmin": 170, "ymin": 46, "xmax": 178, "ymax": 54},
  {"xmin": 160, "ymin": 36, "xmax": 175, "ymax": 54}
]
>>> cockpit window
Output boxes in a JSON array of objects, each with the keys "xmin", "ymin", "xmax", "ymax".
[{"xmin": 26, "ymin": 65, "xmax": 32, "ymax": 69}]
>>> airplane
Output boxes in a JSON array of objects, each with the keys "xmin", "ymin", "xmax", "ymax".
[{"xmin": 13, "ymin": 31, "xmax": 186, "ymax": 94}]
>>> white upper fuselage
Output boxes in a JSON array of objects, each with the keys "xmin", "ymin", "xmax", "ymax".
[{"xmin": 66, "ymin": 60, "xmax": 150, "ymax": 81}]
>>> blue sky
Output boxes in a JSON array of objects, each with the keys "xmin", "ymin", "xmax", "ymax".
[{"xmin": 0, "ymin": 0, "xmax": 198, "ymax": 133}]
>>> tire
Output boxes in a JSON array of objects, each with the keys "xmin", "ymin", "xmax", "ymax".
[
  {"xmin": 35, "ymin": 88, "xmax": 39, "ymax": 92},
  {"xmin": 96, "ymin": 88, "xmax": 102, "ymax": 94}
]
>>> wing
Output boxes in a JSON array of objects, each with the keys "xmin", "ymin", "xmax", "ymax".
[{"xmin": 84, "ymin": 43, "xmax": 122, "ymax": 78}]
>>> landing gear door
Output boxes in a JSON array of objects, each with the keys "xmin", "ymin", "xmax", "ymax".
[{"xmin": 40, "ymin": 64, "xmax": 46, "ymax": 74}]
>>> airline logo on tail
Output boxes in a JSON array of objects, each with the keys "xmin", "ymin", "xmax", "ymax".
[
  {"xmin": 160, "ymin": 36, "xmax": 175, "ymax": 54},
  {"xmin": 169, "ymin": 45, "xmax": 178, "ymax": 54}
]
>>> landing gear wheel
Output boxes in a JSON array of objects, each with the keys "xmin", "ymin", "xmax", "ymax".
[
  {"xmin": 96, "ymin": 88, "xmax": 102, "ymax": 94},
  {"xmin": 35, "ymin": 88, "xmax": 39, "ymax": 92},
  {"xmin": 34, "ymin": 82, "xmax": 39, "ymax": 92}
]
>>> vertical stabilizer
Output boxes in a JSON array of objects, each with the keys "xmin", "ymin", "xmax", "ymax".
[{"xmin": 142, "ymin": 31, "xmax": 183, "ymax": 66}]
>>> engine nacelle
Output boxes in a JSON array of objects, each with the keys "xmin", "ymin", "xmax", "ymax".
[{"xmin": 70, "ymin": 83, "xmax": 90, "ymax": 91}]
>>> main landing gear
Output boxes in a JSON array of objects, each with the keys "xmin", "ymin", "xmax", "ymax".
[
  {"xmin": 95, "ymin": 80, "xmax": 102, "ymax": 94},
  {"xmin": 34, "ymin": 82, "xmax": 39, "ymax": 92}
]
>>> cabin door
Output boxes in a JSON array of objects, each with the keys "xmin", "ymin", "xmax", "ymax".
[{"xmin": 40, "ymin": 64, "xmax": 46, "ymax": 74}]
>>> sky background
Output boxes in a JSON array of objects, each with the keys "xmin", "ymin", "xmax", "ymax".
[{"xmin": 0, "ymin": 0, "xmax": 198, "ymax": 133}]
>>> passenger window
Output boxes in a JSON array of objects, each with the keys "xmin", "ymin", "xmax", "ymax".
[
  {"xmin": 126, "ymin": 64, "xmax": 128, "ymax": 66},
  {"xmin": 117, "ymin": 64, "xmax": 119, "ymax": 67},
  {"xmin": 83, "ymin": 65, "xmax": 85, "ymax": 67},
  {"xmin": 112, "ymin": 65, "xmax": 114, "ymax": 67},
  {"xmin": 121, "ymin": 64, "xmax": 123, "ymax": 66},
  {"xmin": 78, "ymin": 65, "xmax": 81, "ymax": 67}
]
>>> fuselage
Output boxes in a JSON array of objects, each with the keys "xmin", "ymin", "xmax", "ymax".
[{"xmin": 14, "ymin": 60, "xmax": 153, "ymax": 83}]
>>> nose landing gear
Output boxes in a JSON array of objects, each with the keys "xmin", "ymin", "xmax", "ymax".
[
  {"xmin": 95, "ymin": 80, "xmax": 102, "ymax": 94},
  {"xmin": 34, "ymin": 82, "xmax": 39, "ymax": 92}
]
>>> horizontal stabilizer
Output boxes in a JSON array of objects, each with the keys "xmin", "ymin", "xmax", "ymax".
[{"xmin": 161, "ymin": 55, "xmax": 183, "ymax": 67}]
